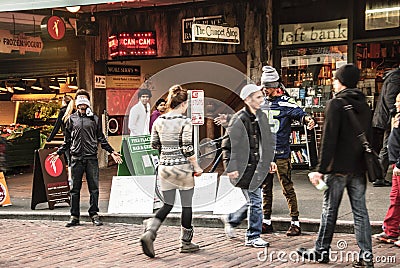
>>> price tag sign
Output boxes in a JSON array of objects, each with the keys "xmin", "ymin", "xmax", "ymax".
[{"xmin": 189, "ymin": 90, "xmax": 204, "ymax": 125}]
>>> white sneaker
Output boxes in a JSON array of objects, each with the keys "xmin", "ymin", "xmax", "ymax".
[
  {"xmin": 245, "ymin": 237, "xmax": 270, "ymax": 248},
  {"xmin": 220, "ymin": 215, "xmax": 236, "ymax": 238}
]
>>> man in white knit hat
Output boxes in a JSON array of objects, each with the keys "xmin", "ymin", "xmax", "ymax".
[
  {"xmin": 49, "ymin": 89, "xmax": 123, "ymax": 227},
  {"xmin": 260, "ymin": 66, "xmax": 315, "ymax": 236}
]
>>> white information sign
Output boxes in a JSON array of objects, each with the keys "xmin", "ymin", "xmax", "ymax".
[
  {"xmin": 0, "ymin": 30, "xmax": 43, "ymax": 54},
  {"xmin": 94, "ymin": 75, "xmax": 106, "ymax": 88},
  {"xmin": 171, "ymin": 173, "xmax": 217, "ymax": 212},
  {"xmin": 191, "ymin": 23, "xmax": 240, "ymax": 44},
  {"xmin": 213, "ymin": 176, "xmax": 247, "ymax": 215},
  {"xmin": 108, "ymin": 175, "xmax": 156, "ymax": 214},
  {"xmin": 189, "ymin": 90, "xmax": 204, "ymax": 125}
]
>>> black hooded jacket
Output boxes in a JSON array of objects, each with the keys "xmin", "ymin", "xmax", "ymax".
[
  {"xmin": 57, "ymin": 111, "xmax": 114, "ymax": 160},
  {"xmin": 317, "ymin": 88, "xmax": 372, "ymax": 174},
  {"xmin": 372, "ymin": 68, "xmax": 400, "ymax": 130}
]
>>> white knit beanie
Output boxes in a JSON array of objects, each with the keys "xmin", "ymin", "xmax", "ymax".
[
  {"xmin": 240, "ymin": 84, "xmax": 262, "ymax": 100},
  {"xmin": 261, "ymin": 66, "xmax": 280, "ymax": 88}
]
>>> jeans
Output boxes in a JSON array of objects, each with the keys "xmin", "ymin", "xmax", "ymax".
[
  {"xmin": 70, "ymin": 158, "xmax": 99, "ymax": 217},
  {"xmin": 383, "ymin": 165, "xmax": 400, "ymax": 237},
  {"xmin": 315, "ymin": 173, "xmax": 372, "ymax": 261},
  {"xmin": 227, "ymin": 188, "xmax": 262, "ymax": 240}
]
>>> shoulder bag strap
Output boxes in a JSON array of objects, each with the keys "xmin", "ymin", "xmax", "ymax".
[{"xmin": 338, "ymin": 98, "xmax": 373, "ymax": 153}]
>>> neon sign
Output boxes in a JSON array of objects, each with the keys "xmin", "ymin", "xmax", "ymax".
[{"xmin": 109, "ymin": 32, "xmax": 157, "ymax": 58}]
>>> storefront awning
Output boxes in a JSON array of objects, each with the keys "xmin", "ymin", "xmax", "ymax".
[
  {"xmin": 0, "ymin": 1, "xmax": 122, "ymax": 12},
  {"xmin": 11, "ymin": 93, "xmax": 57, "ymax": 102}
]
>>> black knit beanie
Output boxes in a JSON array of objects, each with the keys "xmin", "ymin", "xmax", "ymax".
[{"xmin": 334, "ymin": 64, "xmax": 360, "ymax": 88}]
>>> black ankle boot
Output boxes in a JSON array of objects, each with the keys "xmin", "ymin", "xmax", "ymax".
[{"xmin": 297, "ymin": 247, "xmax": 329, "ymax": 263}]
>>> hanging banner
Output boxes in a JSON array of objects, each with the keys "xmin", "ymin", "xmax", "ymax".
[{"xmin": 0, "ymin": 30, "xmax": 43, "ymax": 54}]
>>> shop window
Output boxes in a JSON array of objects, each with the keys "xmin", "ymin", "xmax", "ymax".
[
  {"xmin": 356, "ymin": 40, "xmax": 400, "ymax": 109},
  {"xmin": 280, "ymin": 45, "xmax": 347, "ymax": 107},
  {"xmin": 365, "ymin": 0, "xmax": 400, "ymax": 30}
]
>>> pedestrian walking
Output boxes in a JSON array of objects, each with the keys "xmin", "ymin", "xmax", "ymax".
[
  {"xmin": 149, "ymin": 98, "xmax": 166, "ymax": 131},
  {"xmin": 220, "ymin": 84, "xmax": 276, "ymax": 248},
  {"xmin": 140, "ymin": 85, "xmax": 203, "ymax": 258},
  {"xmin": 128, "ymin": 88, "xmax": 152, "ymax": 136},
  {"xmin": 371, "ymin": 66, "xmax": 400, "ymax": 187},
  {"xmin": 374, "ymin": 92, "xmax": 400, "ymax": 246},
  {"xmin": 49, "ymin": 89, "xmax": 123, "ymax": 227},
  {"xmin": 46, "ymin": 94, "xmax": 75, "ymax": 186},
  {"xmin": 297, "ymin": 64, "xmax": 374, "ymax": 268},
  {"xmin": 260, "ymin": 65, "xmax": 315, "ymax": 236}
]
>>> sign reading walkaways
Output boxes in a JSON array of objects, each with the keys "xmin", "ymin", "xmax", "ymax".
[
  {"xmin": 171, "ymin": 173, "xmax": 217, "ymax": 212},
  {"xmin": 117, "ymin": 135, "xmax": 159, "ymax": 176},
  {"xmin": 108, "ymin": 176, "xmax": 156, "ymax": 214},
  {"xmin": 213, "ymin": 176, "xmax": 247, "ymax": 215}
]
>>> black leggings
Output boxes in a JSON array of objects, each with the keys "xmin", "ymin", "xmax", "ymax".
[{"xmin": 155, "ymin": 188, "xmax": 194, "ymax": 229}]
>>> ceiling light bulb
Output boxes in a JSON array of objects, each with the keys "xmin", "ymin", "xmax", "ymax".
[{"xmin": 66, "ymin": 6, "xmax": 81, "ymax": 13}]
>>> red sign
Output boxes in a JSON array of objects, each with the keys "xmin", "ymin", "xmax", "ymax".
[
  {"xmin": 109, "ymin": 32, "xmax": 157, "ymax": 58},
  {"xmin": 45, "ymin": 16, "xmax": 66, "ymax": 40},
  {"xmin": 106, "ymin": 89, "xmax": 138, "ymax": 116},
  {"xmin": 44, "ymin": 155, "xmax": 63, "ymax": 177}
]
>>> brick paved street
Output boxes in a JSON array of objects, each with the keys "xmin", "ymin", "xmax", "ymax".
[{"xmin": 0, "ymin": 219, "xmax": 398, "ymax": 268}]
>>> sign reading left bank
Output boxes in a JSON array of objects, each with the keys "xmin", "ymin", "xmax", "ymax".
[{"xmin": 0, "ymin": 30, "xmax": 43, "ymax": 54}]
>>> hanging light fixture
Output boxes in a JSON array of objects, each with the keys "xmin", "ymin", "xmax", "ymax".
[
  {"xmin": 13, "ymin": 80, "xmax": 26, "ymax": 91},
  {"xmin": 68, "ymin": 76, "xmax": 78, "ymax": 90},
  {"xmin": 49, "ymin": 78, "xmax": 60, "ymax": 90},
  {"xmin": 31, "ymin": 79, "xmax": 43, "ymax": 91},
  {"xmin": 66, "ymin": 6, "xmax": 81, "ymax": 13},
  {"xmin": 0, "ymin": 81, "xmax": 7, "ymax": 91}
]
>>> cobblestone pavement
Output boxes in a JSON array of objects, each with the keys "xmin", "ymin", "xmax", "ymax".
[{"xmin": 0, "ymin": 219, "xmax": 398, "ymax": 268}]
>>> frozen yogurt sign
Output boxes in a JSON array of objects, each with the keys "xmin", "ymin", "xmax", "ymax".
[
  {"xmin": 191, "ymin": 24, "xmax": 240, "ymax": 44},
  {"xmin": 279, "ymin": 19, "xmax": 348, "ymax": 45},
  {"xmin": 0, "ymin": 30, "xmax": 43, "ymax": 54}
]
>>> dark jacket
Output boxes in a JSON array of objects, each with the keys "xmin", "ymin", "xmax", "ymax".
[
  {"xmin": 221, "ymin": 106, "xmax": 275, "ymax": 190},
  {"xmin": 46, "ymin": 105, "xmax": 67, "ymax": 142},
  {"xmin": 372, "ymin": 68, "xmax": 400, "ymax": 130},
  {"xmin": 57, "ymin": 111, "xmax": 114, "ymax": 160},
  {"xmin": 317, "ymin": 88, "xmax": 372, "ymax": 174}
]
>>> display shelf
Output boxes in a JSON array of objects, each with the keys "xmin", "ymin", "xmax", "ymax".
[{"xmin": 290, "ymin": 124, "xmax": 318, "ymax": 169}]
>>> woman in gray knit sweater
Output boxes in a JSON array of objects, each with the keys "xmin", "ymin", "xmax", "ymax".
[{"xmin": 140, "ymin": 85, "xmax": 203, "ymax": 258}]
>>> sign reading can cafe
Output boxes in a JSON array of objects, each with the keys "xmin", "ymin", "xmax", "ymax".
[
  {"xmin": 191, "ymin": 23, "xmax": 240, "ymax": 45},
  {"xmin": 0, "ymin": 30, "xmax": 43, "ymax": 54},
  {"xmin": 279, "ymin": 19, "xmax": 348, "ymax": 45}
]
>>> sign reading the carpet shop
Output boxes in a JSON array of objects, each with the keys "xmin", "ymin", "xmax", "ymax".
[
  {"xmin": 279, "ymin": 19, "xmax": 348, "ymax": 45},
  {"xmin": 191, "ymin": 24, "xmax": 240, "ymax": 44},
  {"xmin": 182, "ymin": 15, "xmax": 224, "ymax": 43},
  {"xmin": 0, "ymin": 30, "xmax": 42, "ymax": 54}
]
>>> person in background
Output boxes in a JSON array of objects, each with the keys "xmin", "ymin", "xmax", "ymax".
[
  {"xmin": 260, "ymin": 65, "xmax": 315, "ymax": 236},
  {"xmin": 49, "ymin": 89, "xmax": 123, "ymax": 228},
  {"xmin": 374, "ymin": 92, "xmax": 400, "ymax": 246},
  {"xmin": 149, "ymin": 98, "xmax": 166, "ymax": 131},
  {"xmin": 220, "ymin": 84, "xmax": 276, "ymax": 248},
  {"xmin": 46, "ymin": 94, "xmax": 75, "ymax": 185},
  {"xmin": 371, "ymin": 67, "xmax": 400, "ymax": 187},
  {"xmin": 140, "ymin": 85, "xmax": 203, "ymax": 258},
  {"xmin": 129, "ymin": 88, "xmax": 152, "ymax": 136},
  {"xmin": 297, "ymin": 64, "xmax": 373, "ymax": 268}
]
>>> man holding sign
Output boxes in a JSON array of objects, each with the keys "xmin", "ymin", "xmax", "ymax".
[{"xmin": 49, "ymin": 89, "xmax": 123, "ymax": 227}]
